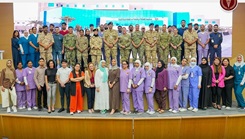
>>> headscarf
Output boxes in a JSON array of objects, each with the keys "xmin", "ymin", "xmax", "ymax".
[
  {"xmin": 5, "ymin": 60, "xmax": 15, "ymax": 82},
  {"xmin": 235, "ymin": 54, "xmax": 245, "ymax": 67},
  {"xmin": 99, "ymin": 60, "xmax": 108, "ymax": 83},
  {"xmin": 110, "ymin": 60, "xmax": 119, "ymax": 70},
  {"xmin": 156, "ymin": 60, "xmax": 165, "ymax": 78},
  {"xmin": 144, "ymin": 62, "xmax": 151, "ymax": 73},
  {"xmin": 199, "ymin": 57, "xmax": 209, "ymax": 68},
  {"xmin": 170, "ymin": 57, "xmax": 179, "ymax": 68},
  {"xmin": 134, "ymin": 60, "xmax": 141, "ymax": 71},
  {"xmin": 190, "ymin": 57, "xmax": 197, "ymax": 68}
]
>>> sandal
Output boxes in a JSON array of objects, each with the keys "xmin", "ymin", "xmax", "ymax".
[
  {"xmin": 158, "ymin": 110, "xmax": 165, "ymax": 114},
  {"xmin": 156, "ymin": 108, "xmax": 161, "ymax": 112},
  {"xmin": 212, "ymin": 103, "xmax": 217, "ymax": 109}
]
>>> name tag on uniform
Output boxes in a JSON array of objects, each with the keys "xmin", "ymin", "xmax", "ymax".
[
  {"xmin": 211, "ymin": 39, "xmax": 214, "ymax": 43},
  {"xmin": 191, "ymin": 72, "xmax": 194, "ymax": 77},
  {"xmin": 154, "ymin": 37, "xmax": 157, "ymax": 40},
  {"xmin": 199, "ymin": 38, "xmax": 202, "ymax": 42},
  {"xmin": 238, "ymin": 71, "xmax": 241, "ymax": 75},
  {"xmin": 29, "ymin": 71, "xmax": 32, "ymax": 74},
  {"xmin": 219, "ymin": 34, "xmax": 221, "ymax": 37},
  {"xmin": 110, "ymin": 36, "xmax": 113, "ymax": 39}
]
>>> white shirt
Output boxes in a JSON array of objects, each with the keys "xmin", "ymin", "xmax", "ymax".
[{"xmin": 56, "ymin": 67, "xmax": 72, "ymax": 83}]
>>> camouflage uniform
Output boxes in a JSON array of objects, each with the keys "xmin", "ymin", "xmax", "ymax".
[
  {"xmin": 144, "ymin": 30, "xmax": 158, "ymax": 68},
  {"xmin": 183, "ymin": 30, "xmax": 198, "ymax": 59},
  {"xmin": 76, "ymin": 36, "xmax": 88, "ymax": 68},
  {"xmin": 158, "ymin": 32, "xmax": 171, "ymax": 64},
  {"xmin": 63, "ymin": 33, "xmax": 76, "ymax": 67},
  {"xmin": 103, "ymin": 29, "xmax": 118, "ymax": 66},
  {"xmin": 37, "ymin": 32, "xmax": 54, "ymax": 62},
  {"xmin": 156, "ymin": 32, "xmax": 161, "ymax": 61},
  {"xmin": 170, "ymin": 34, "xmax": 183, "ymax": 64},
  {"xmin": 90, "ymin": 36, "xmax": 102, "ymax": 67},
  {"xmin": 131, "ymin": 31, "xmax": 145, "ymax": 64},
  {"xmin": 118, "ymin": 33, "xmax": 131, "ymax": 63}
]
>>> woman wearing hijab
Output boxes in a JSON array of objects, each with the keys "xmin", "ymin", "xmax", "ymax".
[
  {"xmin": 15, "ymin": 62, "xmax": 26, "ymax": 109},
  {"xmin": 211, "ymin": 57, "xmax": 226, "ymax": 110},
  {"xmin": 233, "ymin": 54, "xmax": 245, "ymax": 109},
  {"xmin": 222, "ymin": 58, "xmax": 234, "ymax": 109},
  {"xmin": 18, "ymin": 30, "xmax": 29, "ymax": 68},
  {"xmin": 129, "ymin": 60, "xmax": 146, "ymax": 114},
  {"xmin": 179, "ymin": 58, "xmax": 190, "ymax": 112},
  {"xmin": 85, "ymin": 29, "xmax": 92, "ymax": 63},
  {"xmin": 90, "ymin": 29, "xmax": 102, "ymax": 67},
  {"xmin": 144, "ymin": 62, "xmax": 156, "ymax": 115},
  {"xmin": 198, "ymin": 57, "xmax": 212, "ymax": 110},
  {"xmin": 0, "ymin": 60, "xmax": 18, "ymax": 113},
  {"xmin": 167, "ymin": 57, "xmax": 182, "ymax": 113},
  {"xmin": 188, "ymin": 57, "xmax": 202, "ymax": 112},
  {"xmin": 108, "ymin": 59, "xmax": 120, "ymax": 115},
  {"xmin": 155, "ymin": 60, "xmax": 168, "ymax": 114},
  {"xmin": 94, "ymin": 60, "xmax": 109, "ymax": 114}
]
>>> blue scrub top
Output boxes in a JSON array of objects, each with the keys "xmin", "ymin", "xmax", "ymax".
[
  {"xmin": 28, "ymin": 34, "xmax": 39, "ymax": 54},
  {"xmin": 18, "ymin": 37, "xmax": 29, "ymax": 54},
  {"xmin": 189, "ymin": 65, "xmax": 202, "ymax": 87},
  {"xmin": 233, "ymin": 64, "xmax": 245, "ymax": 85}
]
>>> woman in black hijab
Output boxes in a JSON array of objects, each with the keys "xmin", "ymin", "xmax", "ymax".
[{"xmin": 198, "ymin": 57, "xmax": 212, "ymax": 110}]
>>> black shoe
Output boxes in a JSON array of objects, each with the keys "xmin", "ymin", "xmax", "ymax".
[
  {"xmin": 52, "ymin": 109, "xmax": 55, "ymax": 112},
  {"xmin": 38, "ymin": 107, "xmax": 42, "ymax": 111},
  {"xmin": 67, "ymin": 109, "xmax": 70, "ymax": 113},
  {"xmin": 58, "ymin": 108, "xmax": 65, "ymax": 113},
  {"xmin": 48, "ymin": 111, "xmax": 51, "ymax": 114},
  {"xmin": 44, "ymin": 106, "xmax": 48, "ymax": 109}
]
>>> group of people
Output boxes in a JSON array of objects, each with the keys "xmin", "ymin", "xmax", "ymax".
[{"xmin": 1, "ymin": 54, "xmax": 245, "ymax": 115}]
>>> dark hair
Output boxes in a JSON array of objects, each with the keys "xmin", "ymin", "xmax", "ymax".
[
  {"xmin": 39, "ymin": 58, "xmax": 45, "ymax": 61},
  {"xmin": 17, "ymin": 61, "xmax": 22, "ymax": 65},
  {"xmin": 122, "ymin": 60, "xmax": 129, "ymax": 65},
  {"xmin": 172, "ymin": 25, "xmax": 177, "ymax": 28},
  {"xmin": 181, "ymin": 20, "xmax": 186, "ymax": 23},
  {"xmin": 61, "ymin": 22, "xmax": 67, "ymax": 26},
  {"xmin": 135, "ymin": 24, "xmax": 139, "ymax": 26},
  {"xmin": 129, "ymin": 25, "xmax": 133, "ymax": 27},
  {"xmin": 222, "ymin": 58, "xmax": 230, "ymax": 66},
  {"xmin": 32, "ymin": 27, "xmax": 37, "ymax": 30},
  {"xmin": 89, "ymin": 24, "xmax": 94, "ymax": 27},
  {"xmin": 154, "ymin": 24, "xmax": 159, "ymax": 28},
  {"xmin": 12, "ymin": 30, "xmax": 20, "ymax": 38},
  {"xmin": 118, "ymin": 26, "xmax": 122, "ymax": 28},
  {"xmin": 61, "ymin": 59, "xmax": 67, "ymax": 63},
  {"xmin": 55, "ymin": 26, "xmax": 59, "ymax": 29},
  {"xmin": 47, "ymin": 60, "xmax": 56, "ymax": 69},
  {"xmin": 167, "ymin": 25, "xmax": 172, "ymax": 28},
  {"xmin": 182, "ymin": 58, "xmax": 189, "ymax": 65},
  {"xmin": 72, "ymin": 63, "xmax": 82, "ymax": 76},
  {"xmin": 194, "ymin": 23, "xmax": 199, "ymax": 26},
  {"xmin": 49, "ymin": 24, "xmax": 54, "ymax": 27},
  {"xmin": 27, "ymin": 60, "xmax": 32, "ymax": 64},
  {"xmin": 43, "ymin": 25, "xmax": 48, "ymax": 29},
  {"xmin": 162, "ymin": 24, "xmax": 166, "ymax": 27},
  {"xmin": 214, "ymin": 24, "xmax": 219, "ymax": 27},
  {"xmin": 68, "ymin": 26, "xmax": 73, "ymax": 29},
  {"xmin": 80, "ymin": 29, "xmax": 85, "ymax": 32},
  {"xmin": 213, "ymin": 57, "xmax": 222, "ymax": 73},
  {"xmin": 92, "ymin": 29, "xmax": 98, "ymax": 32}
]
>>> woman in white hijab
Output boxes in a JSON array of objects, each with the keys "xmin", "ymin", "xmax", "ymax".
[{"xmin": 233, "ymin": 54, "xmax": 245, "ymax": 109}]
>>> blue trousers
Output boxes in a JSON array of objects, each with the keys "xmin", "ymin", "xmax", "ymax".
[
  {"xmin": 189, "ymin": 87, "xmax": 200, "ymax": 108},
  {"xmin": 234, "ymin": 84, "xmax": 245, "ymax": 107},
  {"xmin": 53, "ymin": 51, "xmax": 63, "ymax": 67},
  {"xmin": 29, "ymin": 52, "xmax": 40, "ymax": 67},
  {"xmin": 209, "ymin": 48, "xmax": 221, "ymax": 65},
  {"xmin": 179, "ymin": 86, "xmax": 189, "ymax": 108},
  {"xmin": 21, "ymin": 54, "xmax": 28, "ymax": 68}
]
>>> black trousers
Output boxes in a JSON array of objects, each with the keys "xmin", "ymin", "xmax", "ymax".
[
  {"xmin": 37, "ymin": 84, "xmax": 47, "ymax": 108},
  {"xmin": 212, "ymin": 86, "xmax": 222, "ymax": 105},
  {"xmin": 85, "ymin": 87, "xmax": 95, "ymax": 109},
  {"xmin": 222, "ymin": 84, "xmax": 233, "ymax": 107},
  {"xmin": 59, "ymin": 83, "xmax": 70, "ymax": 109}
]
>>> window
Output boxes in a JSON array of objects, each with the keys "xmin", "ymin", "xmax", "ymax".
[
  {"xmin": 141, "ymin": 8, "xmax": 144, "ymax": 10},
  {"xmin": 105, "ymin": 5, "xmax": 108, "ymax": 8},
  {"xmin": 191, "ymin": 19, "xmax": 194, "ymax": 22},
  {"xmin": 66, "ymin": 4, "xmax": 69, "ymax": 7},
  {"xmin": 121, "ymin": 5, "xmax": 124, "ymax": 8},
  {"xmin": 48, "ymin": 3, "xmax": 54, "ymax": 7},
  {"xmin": 112, "ymin": 5, "xmax": 115, "ymax": 8},
  {"xmin": 205, "ymin": 21, "xmax": 209, "ymax": 24},
  {"xmin": 96, "ymin": 4, "xmax": 99, "ymax": 8},
  {"xmin": 198, "ymin": 19, "xmax": 202, "ymax": 22},
  {"xmin": 82, "ymin": 4, "xmax": 85, "ymax": 7},
  {"xmin": 212, "ymin": 21, "xmax": 216, "ymax": 24},
  {"xmin": 74, "ymin": 4, "xmax": 77, "ymax": 7}
]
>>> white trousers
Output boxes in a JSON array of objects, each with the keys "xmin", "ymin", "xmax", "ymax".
[{"xmin": 1, "ymin": 87, "xmax": 17, "ymax": 108}]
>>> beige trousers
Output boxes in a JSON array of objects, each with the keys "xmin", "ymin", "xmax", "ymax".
[{"xmin": 1, "ymin": 87, "xmax": 17, "ymax": 108}]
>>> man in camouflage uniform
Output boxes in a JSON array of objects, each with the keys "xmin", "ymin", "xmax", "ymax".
[
  {"xmin": 90, "ymin": 29, "xmax": 102, "ymax": 67},
  {"xmin": 158, "ymin": 24, "xmax": 171, "ymax": 65},
  {"xmin": 103, "ymin": 22, "xmax": 118, "ymax": 67},
  {"xmin": 155, "ymin": 24, "xmax": 162, "ymax": 62},
  {"xmin": 63, "ymin": 26, "xmax": 76, "ymax": 68},
  {"xmin": 131, "ymin": 24, "xmax": 144, "ymax": 64},
  {"xmin": 170, "ymin": 28, "xmax": 183, "ymax": 64},
  {"xmin": 37, "ymin": 25, "xmax": 54, "ymax": 62},
  {"xmin": 76, "ymin": 29, "xmax": 88, "ymax": 68},
  {"xmin": 144, "ymin": 23, "xmax": 158, "ymax": 68},
  {"xmin": 118, "ymin": 27, "xmax": 131, "ymax": 63}
]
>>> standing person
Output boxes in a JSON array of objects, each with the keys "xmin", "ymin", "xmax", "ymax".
[
  {"xmin": 85, "ymin": 29, "xmax": 92, "ymax": 64},
  {"xmin": 45, "ymin": 60, "xmax": 57, "ymax": 113},
  {"xmin": 179, "ymin": 58, "xmax": 190, "ymax": 112},
  {"xmin": 178, "ymin": 20, "xmax": 188, "ymax": 60},
  {"xmin": 38, "ymin": 26, "xmax": 43, "ymax": 34},
  {"xmin": 144, "ymin": 23, "xmax": 158, "ymax": 68},
  {"xmin": 63, "ymin": 26, "xmax": 77, "ymax": 68},
  {"xmin": 183, "ymin": 23, "xmax": 198, "ymax": 60},
  {"xmin": 94, "ymin": 60, "xmax": 109, "ymax": 114},
  {"xmin": 90, "ymin": 29, "xmax": 102, "ymax": 67},
  {"xmin": 11, "ymin": 30, "xmax": 21, "ymax": 69},
  {"xmin": 29, "ymin": 27, "xmax": 40, "ymax": 67},
  {"xmin": 118, "ymin": 27, "xmax": 131, "ymax": 63},
  {"xmin": 188, "ymin": 57, "xmax": 202, "ymax": 112},
  {"xmin": 84, "ymin": 63, "xmax": 96, "ymax": 113},
  {"xmin": 170, "ymin": 28, "xmax": 183, "ymax": 64},
  {"xmin": 209, "ymin": 24, "xmax": 223, "ymax": 65},
  {"xmin": 198, "ymin": 57, "xmax": 212, "ymax": 110},
  {"xmin": 52, "ymin": 27, "xmax": 64, "ymax": 67},
  {"xmin": 59, "ymin": 22, "xmax": 69, "ymax": 36},
  {"xmin": 120, "ymin": 61, "xmax": 131, "ymax": 115},
  {"xmin": 197, "ymin": 25, "xmax": 210, "ymax": 65},
  {"xmin": 0, "ymin": 60, "xmax": 18, "ymax": 113},
  {"xmin": 57, "ymin": 59, "xmax": 71, "ymax": 113},
  {"xmin": 15, "ymin": 62, "xmax": 26, "ymax": 109},
  {"xmin": 99, "ymin": 24, "xmax": 106, "ymax": 60},
  {"xmin": 158, "ymin": 24, "xmax": 171, "ymax": 65},
  {"xmin": 233, "ymin": 55, "xmax": 245, "ymax": 109},
  {"xmin": 74, "ymin": 24, "xmax": 81, "ymax": 37},
  {"xmin": 76, "ymin": 29, "xmax": 89, "ymax": 69},
  {"xmin": 155, "ymin": 60, "xmax": 168, "ymax": 114},
  {"xmin": 38, "ymin": 25, "xmax": 54, "ymax": 62},
  {"xmin": 24, "ymin": 60, "xmax": 37, "ymax": 111},
  {"xmin": 211, "ymin": 57, "xmax": 226, "ymax": 110},
  {"xmin": 117, "ymin": 26, "xmax": 122, "ymax": 67},
  {"xmin": 18, "ymin": 31, "xmax": 29, "ymax": 68},
  {"xmin": 144, "ymin": 62, "xmax": 156, "ymax": 115},
  {"xmin": 132, "ymin": 24, "xmax": 145, "ymax": 64},
  {"xmin": 222, "ymin": 58, "xmax": 234, "ymax": 109},
  {"xmin": 34, "ymin": 58, "xmax": 48, "ymax": 111},
  {"xmin": 69, "ymin": 63, "xmax": 84, "ymax": 115},
  {"xmin": 103, "ymin": 22, "xmax": 118, "ymax": 67},
  {"xmin": 49, "ymin": 24, "xmax": 55, "ymax": 34},
  {"xmin": 129, "ymin": 60, "xmax": 145, "ymax": 114},
  {"xmin": 108, "ymin": 59, "xmax": 120, "ymax": 115},
  {"xmin": 89, "ymin": 24, "xmax": 94, "ymax": 36},
  {"xmin": 167, "ymin": 57, "xmax": 182, "ymax": 113}
]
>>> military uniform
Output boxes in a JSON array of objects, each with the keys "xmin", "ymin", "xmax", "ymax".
[
  {"xmin": 63, "ymin": 33, "xmax": 76, "ymax": 67},
  {"xmin": 90, "ymin": 36, "xmax": 102, "ymax": 66},
  {"xmin": 144, "ymin": 30, "xmax": 158, "ymax": 68},
  {"xmin": 103, "ymin": 29, "xmax": 118, "ymax": 66},
  {"xmin": 131, "ymin": 31, "xmax": 144, "ymax": 63},
  {"xmin": 156, "ymin": 32, "xmax": 161, "ymax": 62},
  {"xmin": 118, "ymin": 33, "xmax": 131, "ymax": 63},
  {"xmin": 170, "ymin": 34, "xmax": 183, "ymax": 64},
  {"xmin": 183, "ymin": 30, "xmax": 198, "ymax": 59},
  {"xmin": 76, "ymin": 36, "xmax": 88, "ymax": 68},
  {"xmin": 209, "ymin": 32, "xmax": 223, "ymax": 65},
  {"xmin": 158, "ymin": 32, "xmax": 171, "ymax": 64},
  {"xmin": 37, "ymin": 32, "xmax": 54, "ymax": 62}
]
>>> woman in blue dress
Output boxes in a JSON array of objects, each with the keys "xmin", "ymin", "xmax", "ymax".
[{"xmin": 11, "ymin": 30, "xmax": 21, "ymax": 69}]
